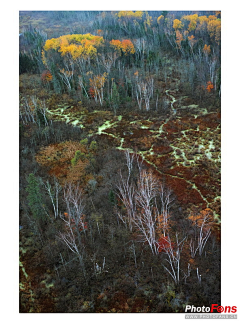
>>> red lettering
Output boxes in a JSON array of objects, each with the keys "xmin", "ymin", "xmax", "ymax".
[
  {"xmin": 217, "ymin": 306, "xmax": 224, "ymax": 313},
  {"xmin": 231, "ymin": 306, "xmax": 237, "ymax": 313},
  {"xmin": 211, "ymin": 304, "xmax": 219, "ymax": 312},
  {"xmin": 224, "ymin": 306, "xmax": 231, "ymax": 313}
]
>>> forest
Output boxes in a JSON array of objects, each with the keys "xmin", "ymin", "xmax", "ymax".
[{"xmin": 19, "ymin": 10, "xmax": 221, "ymax": 313}]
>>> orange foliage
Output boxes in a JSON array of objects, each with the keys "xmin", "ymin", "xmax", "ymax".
[
  {"xmin": 188, "ymin": 35, "xmax": 196, "ymax": 49},
  {"xmin": 110, "ymin": 39, "xmax": 135, "ymax": 55},
  {"xmin": 110, "ymin": 39, "xmax": 122, "ymax": 52},
  {"xmin": 41, "ymin": 70, "xmax": 53, "ymax": 83},
  {"xmin": 208, "ymin": 15, "xmax": 217, "ymax": 21},
  {"xmin": 64, "ymin": 212, "xmax": 88, "ymax": 232},
  {"xmin": 89, "ymin": 73, "xmax": 107, "ymax": 92},
  {"xmin": 206, "ymin": 81, "xmax": 214, "ymax": 92},
  {"xmin": 121, "ymin": 39, "xmax": 135, "ymax": 54},
  {"xmin": 155, "ymin": 213, "xmax": 171, "ymax": 236},
  {"xmin": 203, "ymin": 44, "xmax": 211, "ymax": 55},
  {"xmin": 188, "ymin": 208, "xmax": 214, "ymax": 229},
  {"xmin": 134, "ymin": 71, "xmax": 139, "ymax": 78},
  {"xmin": 35, "ymin": 141, "xmax": 92, "ymax": 186},
  {"xmin": 157, "ymin": 235, "xmax": 174, "ymax": 253},
  {"xmin": 88, "ymin": 87, "xmax": 97, "ymax": 99}
]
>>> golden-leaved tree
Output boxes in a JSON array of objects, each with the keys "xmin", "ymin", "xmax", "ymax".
[
  {"xmin": 116, "ymin": 11, "xmax": 143, "ymax": 19},
  {"xmin": 173, "ymin": 19, "xmax": 183, "ymax": 30},
  {"xmin": 42, "ymin": 33, "xmax": 104, "ymax": 71},
  {"xmin": 110, "ymin": 39, "xmax": 135, "ymax": 55},
  {"xmin": 43, "ymin": 33, "xmax": 104, "ymax": 59},
  {"xmin": 42, "ymin": 33, "xmax": 105, "ymax": 91}
]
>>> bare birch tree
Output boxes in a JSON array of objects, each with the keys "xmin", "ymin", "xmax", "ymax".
[
  {"xmin": 134, "ymin": 74, "xmax": 154, "ymax": 111},
  {"xmin": 116, "ymin": 152, "xmax": 173, "ymax": 255},
  {"xmin": 20, "ymin": 96, "xmax": 50, "ymax": 127},
  {"xmin": 99, "ymin": 52, "xmax": 119, "ymax": 74},
  {"xmin": 58, "ymin": 59, "xmax": 74, "ymax": 91},
  {"xmin": 63, "ymin": 183, "xmax": 85, "ymax": 231},
  {"xmin": 115, "ymin": 150, "xmax": 136, "ymax": 230},
  {"xmin": 58, "ymin": 182, "xmax": 87, "ymax": 278},
  {"xmin": 133, "ymin": 38, "xmax": 146, "ymax": 63},
  {"xmin": 133, "ymin": 170, "xmax": 159, "ymax": 254},
  {"xmin": 188, "ymin": 208, "xmax": 213, "ymax": 257},
  {"xmin": 78, "ymin": 75, "xmax": 89, "ymax": 99},
  {"xmin": 20, "ymin": 97, "xmax": 36, "ymax": 124},
  {"xmin": 89, "ymin": 73, "xmax": 107, "ymax": 106},
  {"xmin": 161, "ymin": 233, "xmax": 186, "ymax": 284},
  {"xmin": 40, "ymin": 177, "xmax": 61, "ymax": 219},
  {"xmin": 116, "ymin": 171, "xmax": 136, "ymax": 231},
  {"xmin": 159, "ymin": 184, "xmax": 174, "ymax": 236},
  {"xmin": 58, "ymin": 213, "xmax": 86, "ymax": 278},
  {"xmin": 125, "ymin": 149, "xmax": 135, "ymax": 180}
]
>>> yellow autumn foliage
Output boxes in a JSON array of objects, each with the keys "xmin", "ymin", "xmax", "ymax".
[
  {"xmin": 173, "ymin": 19, "xmax": 183, "ymax": 30},
  {"xmin": 110, "ymin": 39, "xmax": 135, "ymax": 55},
  {"xmin": 43, "ymin": 33, "xmax": 104, "ymax": 61},
  {"xmin": 207, "ymin": 19, "xmax": 221, "ymax": 44},
  {"xmin": 157, "ymin": 15, "xmax": 164, "ymax": 24},
  {"xmin": 117, "ymin": 11, "xmax": 143, "ymax": 19}
]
